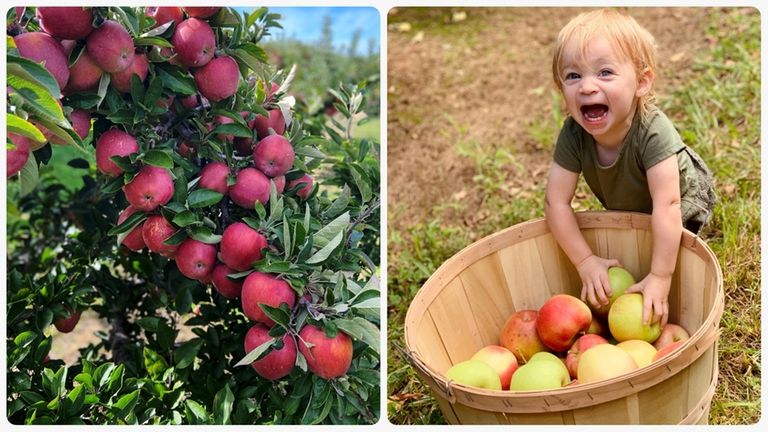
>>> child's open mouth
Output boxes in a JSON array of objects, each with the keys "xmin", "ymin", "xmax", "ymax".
[{"xmin": 580, "ymin": 104, "xmax": 609, "ymax": 123}]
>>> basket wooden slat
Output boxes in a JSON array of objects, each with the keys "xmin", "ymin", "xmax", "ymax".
[{"xmin": 404, "ymin": 211, "xmax": 723, "ymax": 424}]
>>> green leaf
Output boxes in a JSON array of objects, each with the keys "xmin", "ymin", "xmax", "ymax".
[
  {"xmin": 314, "ymin": 212, "xmax": 350, "ymax": 249},
  {"xmin": 323, "ymin": 185, "xmax": 351, "ymax": 219},
  {"xmin": 187, "ymin": 189, "xmax": 224, "ymax": 208},
  {"xmin": 63, "ymin": 384, "xmax": 85, "ymax": 417},
  {"xmin": 210, "ymin": 123, "xmax": 252, "ymax": 138},
  {"xmin": 184, "ymin": 399, "xmax": 208, "ymax": 425},
  {"xmin": 235, "ymin": 337, "xmax": 275, "ymax": 367},
  {"xmin": 305, "ymin": 231, "xmax": 344, "ymax": 264},
  {"xmin": 14, "ymin": 331, "xmax": 37, "ymax": 348},
  {"xmin": 6, "ymin": 113, "xmax": 46, "ymax": 143},
  {"xmin": 213, "ymin": 384, "xmax": 234, "ymax": 425},
  {"xmin": 188, "ymin": 226, "xmax": 221, "ymax": 244},
  {"xmin": 142, "ymin": 149, "xmax": 174, "ymax": 168},
  {"xmin": 259, "ymin": 303, "xmax": 291, "ymax": 330},
  {"xmin": 112, "ymin": 390, "xmax": 140, "ymax": 418},
  {"xmin": 134, "ymin": 36, "xmax": 174, "ymax": 48},
  {"xmin": 350, "ymin": 164, "xmax": 373, "ymax": 203},
  {"xmin": 156, "ymin": 65, "xmax": 196, "ymax": 95},
  {"xmin": 334, "ymin": 317, "xmax": 380, "ymax": 355},
  {"xmin": 108, "ymin": 211, "xmax": 146, "ymax": 236},
  {"xmin": 7, "ymin": 55, "xmax": 61, "ymax": 99},
  {"xmin": 174, "ymin": 338, "xmax": 203, "ymax": 369},
  {"xmin": 172, "ymin": 210, "xmax": 199, "ymax": 227},
  {"xmin": 294, "ymin": 146, "xmax": 326, "ymax": 159},
  {"xmin": 18, "ymin": 146, "xmax": 39, "ymax": 197}
]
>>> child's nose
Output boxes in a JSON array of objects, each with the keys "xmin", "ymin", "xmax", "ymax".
[{"xmin": 578, "ymin": 78, "xmax": 598, "ymax": 94}]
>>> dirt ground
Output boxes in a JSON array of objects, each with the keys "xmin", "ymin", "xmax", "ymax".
[{"xmin": 387, "ymin": 7, "xmax": 714, "ymax": 238}]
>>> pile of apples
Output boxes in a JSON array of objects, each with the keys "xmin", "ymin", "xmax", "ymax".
[{"xmin": 446, "ymin": 267, "xmax": 691, "ymax": 391}]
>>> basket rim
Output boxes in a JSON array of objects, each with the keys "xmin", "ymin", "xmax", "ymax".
[{"xmin": 403, "ymin": 210, "xmax": 725, "ymax": 412}]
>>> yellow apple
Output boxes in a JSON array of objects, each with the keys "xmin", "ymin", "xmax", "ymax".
[
  {"xmin": 471, "ymin": 345, "xmax": 519, "ymax": 391},
  {"xmin": 608, "ymin": 293, "xmax": 661, "ymax": 343},
  {"xmin": 577, "ymin": 344, "xmax": 638, "ymax": 384},
  {"xmin": 616, "ymin": 339, "xmax": 657, "ymax": 368},
  {"xmin": 445, "ymin": 359, "xmax": 502, "ymax": 390},
  {"xmin": 509, "ymin": 360, "xmax": 570, "ymax": 391}
]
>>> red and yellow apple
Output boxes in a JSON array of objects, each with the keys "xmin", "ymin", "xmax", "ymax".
[
  {"xmin": 653, "ymin": 340, "xmax": 685, "ymax": 362},
  {"xmin": 536, "ymin": 294, "xmax": 592, "ymax": 352},
  {"xmin": 653, "ymin": 323, "xmax": 690, "ymax": 350},
  {"xmin": 499, "ymin": 310, "xmax": 548, "ymax": 363},
  {"xmin": 470, "ymin": 345, "xmax": 518, "ymax": 391},
  {"xmin": 577, "ymin": 343, "xmax": 638, "ymax": 384},
  {"xmin": 565, "ymin": 333, "xmax": 609, "ymax": 379}
]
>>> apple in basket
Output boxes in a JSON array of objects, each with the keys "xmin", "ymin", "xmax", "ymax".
[
  {"xmin": 653, "ymin": 340, "xmax": 685, "ymax": 362},
  {"xmin": 536, "ymin": 294, "xmax": 592, "ymax": 352},
  {"xmin": 499, "ymin": 309, "xmax": 548, "ymax": 363},
  {"xmin": 565, "ymin": 333, "xmax": 609, "ymax": 379},
  {"xmin": 470, "ymin": 345, "xmax": 519, "ymax": 391},
  {"xmin": 445, "ymin": 359, "xmax": 501, "ymax": 390},
  {"xmin": 653, "ymin": 323, "xmax": 690, "ymax": 350},
  {"xmin": 590, "ymin": 266, "xmax": 636, "ymax": 317},
  {"xmin": 616, "ymin": 339, "xmax": 657, "ymax": 368},
  {"xmin": 577, "ymin": 344, "xmax": 639, "ymax": 384},
  {"xmin": 509, "ymin": 352, "xmax": 570, "ymax": 391},
  {"xmin": 608, "ymin": 293, "xmax": 661, "ymax": 343}
]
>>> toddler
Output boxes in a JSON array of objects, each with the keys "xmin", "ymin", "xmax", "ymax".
[{"xmin": 545, "ymin": 9, "xmax": 716, "ymax": 327}]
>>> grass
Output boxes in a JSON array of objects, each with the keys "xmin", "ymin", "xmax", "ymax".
[{"xmin": 387, "ymin": 8, "xmax": 760, "ymax": 425}]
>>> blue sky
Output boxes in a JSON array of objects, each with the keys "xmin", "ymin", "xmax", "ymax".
[{"xmin": 238, "ymin": 7, "xmax": 380, "ymax": 55}]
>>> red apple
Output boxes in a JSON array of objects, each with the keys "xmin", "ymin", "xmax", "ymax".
[
  {"xmin": 69, "ymin": 109, "xmax": 91, "ymax": 140},
  {"xmin": 286, "ymin": 174, "xmax": 314, "ymax": 200},
  {"xmin": 653, "ymin": 323, "xmax": 690, "ymax": 350},
  {"xmin": 198, "ymin": 161, "xmax": 229, "ymax": 195},
  {"xmin": 298, "ymin": 324, "xmax": 353, "ymax": 379},
  {"xmin": 95, "ymin": 129, "xmax": 139, "ymax": 176},
  {"xmin": 53, "ymin": 306, "xmax": 81, "ymax": 333},
  {"xmin": 273, "ymin": 175, "xmax": 286, "ymax": 194},
  {"xmin": 14, "ymin": 32, "xmax": 70, "ymax": 91},
  {"xmin": 175, "ymin": 239, "xmax": 217, "ymax": 281},
  {"xmin": 86, "ymin": 20, "xmax": 135, "ymax": 73},
  {"xmin": 193, "ymin": 55, "xmax": 240, "ymax": 102},
  {"xmin": 171, "ymin": 18, "xmax": 215, "ymax": 67},
  {"xmin": 211, "ymin": 263, "xmax": 243, "ymax": 299},
  {"xmin": 183, "ymin": 7, "xmax": 221, "ymax": 19},
  {"xmin": 470, "ymin": 345, "xmax": 519, "ymax": 390},
  {"xmin": 564, "ymin": 334, "xmax": 609, "ymax": 379},
  {"xmin": 145, "ymin": 7, "xmax": 184, "ymax": 29},
  {"xmin": 36, "ymin": 7, "xmax": 94, "ymax": 40},
  {"xmin": 117, "ymin": 206, "xmax": 145, "ymax": 251},
  {"xmin": 123, "ymin": 165, "xmax": 174, "ymax": 212},
  {"xmin": 219, "ymin": 222, "xmax": 268, "ymax": 271},
  {"xmin": 7, "ymin": 132, "xmax": 31, "ymax": 178},
  {"xmin": 241, "ymin": 272, "xmax": 296, "ymax": 326},
  {"xmin": 63, "ymin": 50, "xmax": 103, "ymax": 94},
  {"xmin": 142, "ymin": 214, "xmax": 179, "ymax": 258},
  {"xmin": 536, "ymin": 294, "xmax": 592, "ymax": 352},
  {"xmin": 253, "ymin": 109, "xmax": 286, "ymax": 140},
  {"xmin": 110, "ymin": 53, "xmax": 149, "ymax": 93},
  {"xmin": 253, "ymin": 135, "xmax": 295, "ymax": 178},
  {"xmin": 178, "ymin": 141, "xmax": 195, "ymax": 157},
  {"xmin": 652, "ymin": 340, "xmax": 685, "ymax": 362},
  {"xmin": 229, "ymin": 167, "xmax": 270, "ymax": 209},
  {"xmin": 244, "ymin": 323, "xmax": 296, "ymax": 380},
  {"xmin": 499, "ymin": 309, "xmax": 548, "ymax": 363}
]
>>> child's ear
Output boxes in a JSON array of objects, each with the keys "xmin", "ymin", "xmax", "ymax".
[{"xmin": 635, "ymin": 67, "xmax": 655, "ymax": 97}]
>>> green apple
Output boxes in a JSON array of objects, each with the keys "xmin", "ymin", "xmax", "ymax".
[
  {"xmin": 608, "ymin": 293, "xmax": 662, "ymax": 343},
  {"xmin": 577, "ymin": 343, "xmax": 639, "ymax": 384},
  {"xmin": 445, "ymin": 359, "xmax": 502, "ymax": 390},
  {"xmin": 591, "ymin": 267, "xmax": 636, "ymax": 317},
  {"xmin": 510, "ymin": 360, "xmax": 570, "ymax": 391}
]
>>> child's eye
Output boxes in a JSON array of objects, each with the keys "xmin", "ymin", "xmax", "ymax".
[
  {"xmin": 564, "ymin": 72, "xmax": 580, "ymax": 80},
  {"xmin": 598, "ymin": 69, "xmax": 614, "ymax": 77}
]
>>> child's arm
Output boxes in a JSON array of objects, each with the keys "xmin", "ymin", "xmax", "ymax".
[
  {"xmin": 627, "ymin": 155, "xmax": 683, "ymax": 326},
  {"xmin": 545, "ymin": 162, "xmax": 620, "ymax": 308}
]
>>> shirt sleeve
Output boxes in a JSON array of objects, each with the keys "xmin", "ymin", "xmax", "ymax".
[
  {"xmin": 639, "ymin": 111, "xmax": 686, "ymax": 169},
  {"xmin": 553, "ymin": 117, "xmax": 582, "ymax": 173}
]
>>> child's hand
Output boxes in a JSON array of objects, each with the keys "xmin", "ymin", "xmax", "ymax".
[
  {"xmin": 576, "ymin": 255, "xmax": 621, "ymax": 309},
  {"xmin": 626, "ymin": 273, "xmax": 672, "ymax": 326}
]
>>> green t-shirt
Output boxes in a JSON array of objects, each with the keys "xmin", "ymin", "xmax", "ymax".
[{"xmin": 553, "ymin": 106, "xmax": 716, "ymax": 225}]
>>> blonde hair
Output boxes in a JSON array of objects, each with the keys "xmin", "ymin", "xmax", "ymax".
[{"xmin": 552, "ymin": 9, "xmax": 657, "ymax": 116}]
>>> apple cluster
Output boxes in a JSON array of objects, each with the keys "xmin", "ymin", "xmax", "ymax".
[
  {"xmin": 446, "ymin": 267, "xmax": 692, "ymax": 391},
  {"xmin": 9, "ymin": 7, "xmax": 352, "ymax": 382}
]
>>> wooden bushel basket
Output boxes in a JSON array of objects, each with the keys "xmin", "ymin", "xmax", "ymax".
[{"xmin": 404, "ymin": 211, "xmax": 723, "ymax": 424}]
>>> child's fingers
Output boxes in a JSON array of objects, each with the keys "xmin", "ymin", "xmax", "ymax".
[
  {"xmin": 598, "ymin": 271, "xmax": 612, "ymax": 298},
  {"xmin": 642, "ymin": 293, "xmax": 652, "ymax": 325}
]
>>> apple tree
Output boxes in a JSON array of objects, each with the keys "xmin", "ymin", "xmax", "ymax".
[{"xmin": 6, "ymin": 6, "xmax": 380, "ymax": 425}]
